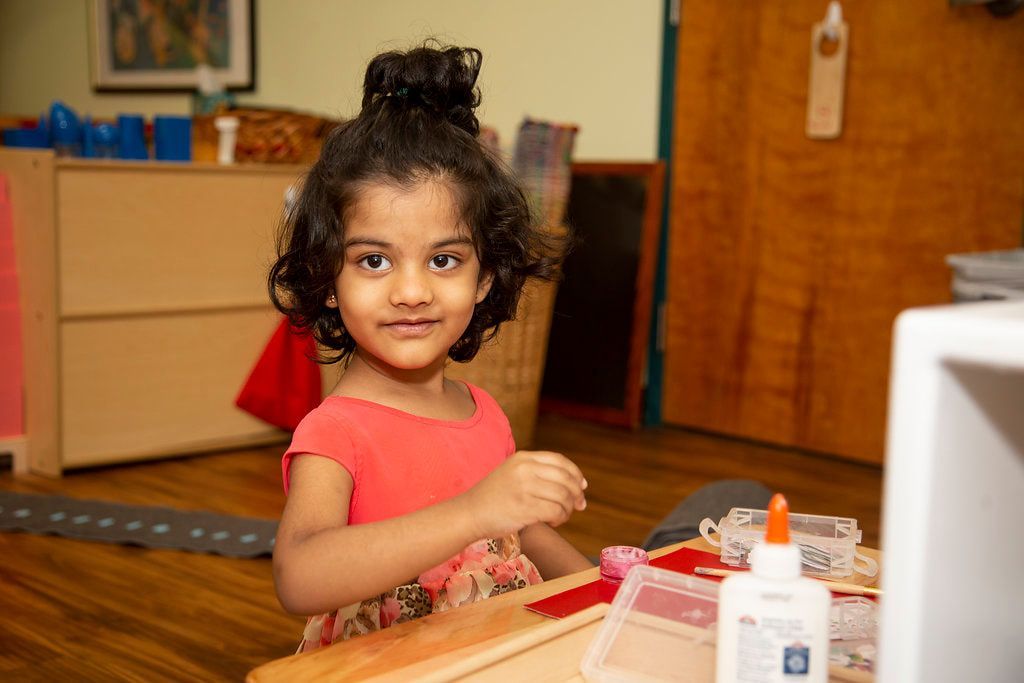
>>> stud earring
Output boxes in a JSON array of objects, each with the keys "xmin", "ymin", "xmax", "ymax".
[{"xmin": 328, "ymin": 294, "xmax": 336, "ymax": 305}]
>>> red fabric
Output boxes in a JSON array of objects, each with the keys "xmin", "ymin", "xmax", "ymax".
[
  {"xmin": 235, "ymin": 317, "xmax": 322, "ymax": 431},
  {"xmin": 281, "ymin": 383, "xmax": 516, "ymax": 525},
  {"xmin": 0, "ymin": 175, "xmax": 24, "ymax": 438}
]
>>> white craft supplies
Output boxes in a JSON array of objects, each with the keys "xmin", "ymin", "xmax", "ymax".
[{"xmin": 700, "ymin": 506, "xmax": 877, "ymax": 579}]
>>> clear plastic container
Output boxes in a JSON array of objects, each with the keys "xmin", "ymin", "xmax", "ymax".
[
  {"xmin": 699, "ymin": 507, "xmax": 878, "ymax": 579},
  {"xmin": 581, "ymin": 564, "xmax": 721, "ymax": 682},
  {"xmin": 828, "ymin": 597, "xmax": 878, "ymax": 674},
  {"xmin": 830, "ymin": 596, "xmax": 878, "ymax": 641}
]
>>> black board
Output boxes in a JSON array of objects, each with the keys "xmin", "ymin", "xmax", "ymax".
[{"xmin": 541, "ymin": 162, "xmax": 665, "ymax": 427}]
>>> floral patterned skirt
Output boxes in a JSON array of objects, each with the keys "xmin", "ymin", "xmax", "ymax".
[{"xmin": 296, "ymin": 532, "xmax": 543, "ymax": 653}]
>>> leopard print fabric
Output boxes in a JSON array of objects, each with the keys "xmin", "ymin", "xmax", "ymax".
[{"xmin": 296, "ymin": 532, "xmax": 543, "ymax": 653}]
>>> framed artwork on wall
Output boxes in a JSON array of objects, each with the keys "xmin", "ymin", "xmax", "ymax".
[{"xmin": 89, "ymin": 0, "xmax": 254, "ymax": 91}]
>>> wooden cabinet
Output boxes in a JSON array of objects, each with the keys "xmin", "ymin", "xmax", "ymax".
[{"xmin": 2, "ymin": 149, "xmax": 302, "ymax": 475}]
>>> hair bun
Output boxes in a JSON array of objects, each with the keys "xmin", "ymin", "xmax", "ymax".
[{"xmin": 362, "ymin": 44, "xmax": 482, "ymax": 135}]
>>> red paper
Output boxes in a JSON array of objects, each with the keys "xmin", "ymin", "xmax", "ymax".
[
  {"xmin": 524, "ymin": 547, "xmax": 730, "ymax": 619},
  {"xmin": 235, "ymin": 317, "xmax": 322, "ymax": 431}
]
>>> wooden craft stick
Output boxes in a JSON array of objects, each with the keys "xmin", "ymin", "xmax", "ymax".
[{"xmin": 694, "ymin": 567, "xmax": 882, "ymax": 597}]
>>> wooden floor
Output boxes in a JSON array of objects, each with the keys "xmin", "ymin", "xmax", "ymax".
[{"xmin": 0, "ymin": 414, "xmax": 882, "ymax": 681}]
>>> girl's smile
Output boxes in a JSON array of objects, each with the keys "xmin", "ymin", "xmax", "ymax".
[{"xmin": 384, "ymin": 319, "xmax": 439, "ymax": 337}]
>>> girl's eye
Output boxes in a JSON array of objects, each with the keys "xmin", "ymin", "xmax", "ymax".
[
  {"xmin": 430, "ymin": 254, "xmax": 459, "ymax": 271},
  {"xmin": 359, "ymin": 254, "xmax": 391, "ymax": 271}
]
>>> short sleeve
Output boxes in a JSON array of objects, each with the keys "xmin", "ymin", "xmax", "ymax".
[
  {"xmin": 463, "ymin": 382, "xmax": 515, "ymax": 459},
  {"xmin": 281, "ymin": 409, "xmax": 358, "ymax": 494}
]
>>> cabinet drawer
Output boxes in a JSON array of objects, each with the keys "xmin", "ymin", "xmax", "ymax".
[
  {"xmin": 60, "ymin": 308, "xmax": 286, "ymax": 467},
  {"xmin": 57, "ymin": 165, "xmax": 300, "ymax": 317}
]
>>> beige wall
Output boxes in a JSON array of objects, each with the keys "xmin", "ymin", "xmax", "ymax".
[{"xmin": 0, "ymin": 0, "xmax": 663, "ymax": 160}]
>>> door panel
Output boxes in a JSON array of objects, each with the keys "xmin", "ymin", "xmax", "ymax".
[{"xmin": 663, "ymin": 1, "xmax": 1024, "ymax": 462}]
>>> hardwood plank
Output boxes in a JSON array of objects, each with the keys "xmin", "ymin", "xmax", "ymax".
[{"xmin": 0, "ymin": 414, "xmax": 882, "ymax": 679}]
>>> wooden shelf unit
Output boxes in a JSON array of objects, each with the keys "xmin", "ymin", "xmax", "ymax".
[{"xmin": 2, "ymin": 149, "xmax": 304, "ymax": 475}]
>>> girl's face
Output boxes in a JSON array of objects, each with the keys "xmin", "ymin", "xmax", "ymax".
[{"xmin": 328, "ymin": 180, "xmax": 492, "ymax": 376}]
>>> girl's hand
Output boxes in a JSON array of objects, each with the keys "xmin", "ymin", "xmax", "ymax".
[{"xmin": 462, "ymin": 451, "xmax": 588, "ymax": 539}]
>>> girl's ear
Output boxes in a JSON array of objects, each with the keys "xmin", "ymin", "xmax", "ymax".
[
  {"xmin": 475, "ymin": 271, "xmax": 494, "ymax": 304},
  {"xmin": 326, "ymin": 291, "xmax": 338, "ymax": 308}
]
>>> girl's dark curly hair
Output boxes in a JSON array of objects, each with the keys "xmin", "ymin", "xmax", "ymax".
[{"xmin": 269, "ymin": 43, "xmax": 566, "ymax": 364}]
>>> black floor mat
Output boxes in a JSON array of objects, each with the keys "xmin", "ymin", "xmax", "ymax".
[{"xmin": 0, "ymin": 490, "xmax": 277, "ymax": 558}]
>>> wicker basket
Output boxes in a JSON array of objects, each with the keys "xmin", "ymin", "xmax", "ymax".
[
  {"xmin": 193, "ymin": 107, "xmax": 339, "ymax": 164},
  {"xmin": 446, "ymin": 270, "xmax": 560, "ymax": 449}
]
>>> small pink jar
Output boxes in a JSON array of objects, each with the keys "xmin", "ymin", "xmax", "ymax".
[{"xmin": 599, "ymin": 545, "xmax": 650, "ymax": 584}]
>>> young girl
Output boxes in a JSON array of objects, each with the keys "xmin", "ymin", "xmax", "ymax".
[{"xmin": 268, "ymin": 44, "xmax": 592, "ymax": 652}]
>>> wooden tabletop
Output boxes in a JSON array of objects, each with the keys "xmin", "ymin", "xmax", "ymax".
[{"xmin": 247, "ymin": 538, "xmax": 882, "ymax": 682}]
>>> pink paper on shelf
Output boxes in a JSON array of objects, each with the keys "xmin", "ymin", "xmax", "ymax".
[
  {"xmin": 524, "ymin": 546, "xmax": 731, "ymax": 619},
  {"xmin": 0, "ymin": 175, "xmax": 23, "ymax": 438}
]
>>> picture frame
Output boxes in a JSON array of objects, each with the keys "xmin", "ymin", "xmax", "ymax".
[
  {"xmin": 540, "ymin": 161, "xmax": 667, "ymax": 429},
  {"xmin": 89, "ymin": 0, "xmax": 254, "ymax": 91}
]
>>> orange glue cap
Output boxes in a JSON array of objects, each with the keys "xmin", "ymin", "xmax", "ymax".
[{"xmin": 765, "ymin": 493, "xmax": 790, "ymax": 544}]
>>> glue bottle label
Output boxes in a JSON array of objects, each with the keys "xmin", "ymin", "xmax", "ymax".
[
  {"xmin": 736, "ymin": 613, "xmax": 816, "ymax": 678},
  {"xmin": 716, "ymin": 585, "xmax": 827, "ymax": 679},
  {"xmin": 724, "ymin": 595, "xmax": 827, "ymax": 682}
]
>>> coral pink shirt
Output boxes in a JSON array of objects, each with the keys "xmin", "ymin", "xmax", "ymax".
[{"xmin": 282, "ymin": 382, "xmax": 515, "ymax": 525}]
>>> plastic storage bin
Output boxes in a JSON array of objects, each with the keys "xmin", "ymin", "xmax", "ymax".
[
  {"xmin": 581, "ymin": 564, "xmax": 721, "ymax": 682},
  {"xmin": 700, "ymin": 507, "xmax": 878, "ymax": 579},
  {"xmin": 830, "ymin": 596, "xmax": 878, "ymax": 641}
]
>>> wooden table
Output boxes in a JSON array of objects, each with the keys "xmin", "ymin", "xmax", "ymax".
[{"xmin": 247, "ymin": 538, "xmax": 881, "ymax": 682}]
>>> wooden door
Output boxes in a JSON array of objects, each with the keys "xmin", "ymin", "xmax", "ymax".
[{"xmin": 663, "ymin": 1, "xmax": 1024, "ymax": 463}]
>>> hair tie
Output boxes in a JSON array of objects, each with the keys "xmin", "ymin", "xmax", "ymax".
[{"xmin": 395, "ymin": 87, "xmax": 410, "ymax": 98}]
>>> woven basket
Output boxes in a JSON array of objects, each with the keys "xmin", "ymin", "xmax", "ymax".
[
  {"xmin": 193, "ymin": 107, "xmax": 339, "ymax": 164},
  {"xmin": 446, "ymin": 266, "xmax": 560, "ymax": 449}
]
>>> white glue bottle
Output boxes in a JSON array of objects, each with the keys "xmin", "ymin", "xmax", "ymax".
[{"xmin": 715, "ymin": 493, "xmax": 831, "ymax": 683}]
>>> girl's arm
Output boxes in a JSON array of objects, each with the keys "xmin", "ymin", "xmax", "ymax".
[
  {"xmin": 274, "ymin": 454, "xmax": 476, "ymax": 615},
  {"xmin": 274, "ymin": 450, "xmax": 586, "ymax": 616},
  {"xmin": 519, "ymin": 522, "xmax": 594, "ymax": 579}
]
